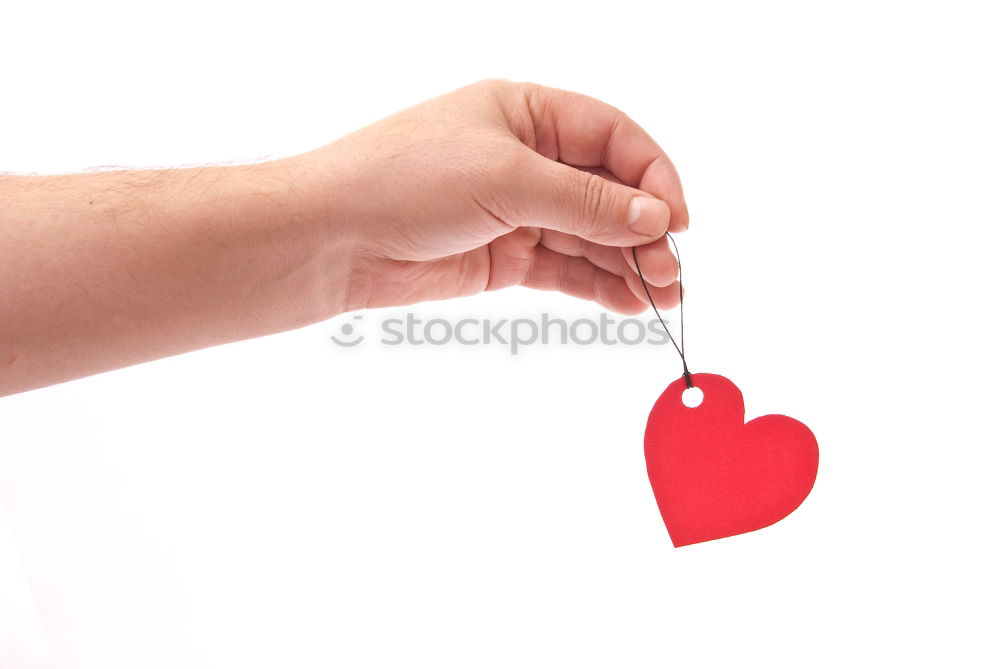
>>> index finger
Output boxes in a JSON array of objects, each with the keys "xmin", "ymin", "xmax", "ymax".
[{"xmin": 517, "ymin": 83, "xmax": 689, "ymax": 231}]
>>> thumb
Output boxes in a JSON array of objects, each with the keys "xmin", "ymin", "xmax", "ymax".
[{"xmin": 505, "ymin": 152, "xmax": 671, "ymax": 246}]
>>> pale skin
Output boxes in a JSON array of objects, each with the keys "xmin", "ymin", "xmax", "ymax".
[{"xmin": 0, "ymin": 80, "xmax": 687, "ymax": 397}]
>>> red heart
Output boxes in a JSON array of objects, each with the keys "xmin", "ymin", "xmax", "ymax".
[{"xmin": 644, "ymin": 373, "xmax": 819, "ymax": 547}]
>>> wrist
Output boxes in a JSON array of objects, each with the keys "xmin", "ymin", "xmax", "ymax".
[{"xmin": 247, "ymin": 154, "xmax": 363, "ymax": 324}]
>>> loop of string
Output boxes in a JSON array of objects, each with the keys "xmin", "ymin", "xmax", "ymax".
[{"xmin": 632, "ymin": 232, "xmax": 694, "ymax": 389}]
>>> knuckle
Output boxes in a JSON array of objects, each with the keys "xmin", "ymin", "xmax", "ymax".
[
  {"xmin": 554, "ymin": 257, "xmax": 570, "ymax": 292},
  {"xmin": 472, "ymin": 78, "xmax": 514, "ymax": 98},
  {"xmin": 513, "ymin": 80, "xmax": 543, "ymax": 101},
  {"xmin": 476, "ymin": 77, "xmax": 509, "ymax": 89},
  {"xmin": 580, "ymin": 172, "xmax": 612, "ymax": 234}
]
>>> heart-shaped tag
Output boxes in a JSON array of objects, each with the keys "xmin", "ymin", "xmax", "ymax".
[{"xmin": 645, "ymin": 373, "xmax": 819, "ymax": 547}]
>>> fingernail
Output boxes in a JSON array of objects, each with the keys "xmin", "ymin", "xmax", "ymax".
[{"xmin": 628, "ymin": 196, "xmax": 669, "ymax": 237}]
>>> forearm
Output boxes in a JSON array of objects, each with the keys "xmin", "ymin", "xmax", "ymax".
[
  {"xmin": 0, "ymin": 158, "xmax": 352, "ymax": 396},
  {"xmin": 0, "ymin": 81, "xmax": 689, "ymax": 397}
]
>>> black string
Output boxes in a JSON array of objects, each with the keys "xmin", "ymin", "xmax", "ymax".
[{"xmin": 632, "ymin": 232, "xmax": 694, "ymax": 389}]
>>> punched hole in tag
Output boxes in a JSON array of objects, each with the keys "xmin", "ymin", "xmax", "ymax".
[{"xmin": 682, "ymin": 386, "xmax": 704, "ymax": 408}]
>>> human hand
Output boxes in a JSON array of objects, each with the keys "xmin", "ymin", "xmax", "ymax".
[
  {"xmin": 293, "ymin": 80, "xmax": 688, "ymax": 315},
  {"xmin": 0, "ymin": 80, "xmax": 688, "ymax": 395}
]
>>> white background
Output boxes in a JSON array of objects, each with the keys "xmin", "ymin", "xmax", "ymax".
[{"xmin": 2, "ymin": 1, "xmax": 999, "ymax": 667}]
